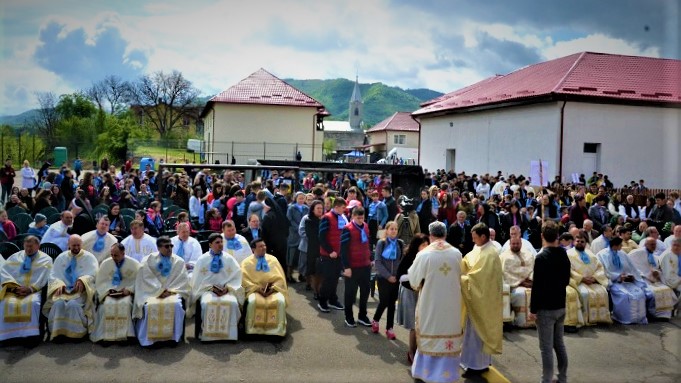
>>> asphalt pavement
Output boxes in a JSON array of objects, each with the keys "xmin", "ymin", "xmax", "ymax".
[{"xmin": 0, "ymin": 279, "xmax": 679, "ymax": 383}]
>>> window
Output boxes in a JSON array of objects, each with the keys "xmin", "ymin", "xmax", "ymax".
[
  {"xmin": 354, "ymin": 108, "xmax": 359, "ymax": 116},
  {"xmin": 393, "ymin": 134, "xmax": 406, "ymax": 145},
  {"xmin": 182, "ymin": 116, "xmax": 191, "ymax": 126},
  {"xmin": 583, "ymin": 143, "xmax": 599, "ymax": 153}
]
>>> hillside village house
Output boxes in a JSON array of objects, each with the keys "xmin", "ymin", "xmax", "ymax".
[
  {"xmin": 413, "ymin": 52, "xmax": 681, "ymax": 189},
  {"xmin": 366, "ymin": 112, "xmax": 419, "ymax": 164},
  {"xmin": 200, "ymin": 69, "xmax": 327, "ymax": 163}
]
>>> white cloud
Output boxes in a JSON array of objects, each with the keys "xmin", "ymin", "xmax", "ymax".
[{"xmin": 543, "ymin": 33, "xmax": 661, "ymax": 59}]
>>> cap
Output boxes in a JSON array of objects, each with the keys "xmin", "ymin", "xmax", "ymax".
[{"xmin": 34, "ymin": 213, "xmax": 47, "ymax": 223}]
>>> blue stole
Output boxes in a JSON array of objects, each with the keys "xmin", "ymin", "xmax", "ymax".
[
  {"xmin": 93, "ymin": 231, "xmax": 107, "ymax": 252},
  {"xmin": 176, "ymin": 240, "xmax": 185, "ymax": 257},
  {"xmin": 256, "ymin": 255, "xmax": 270, "ymax": 272},
  {"xmin": 112, "ymin": 259, "xmax": 124, "ymax": 286},
  {"xmin": 578, "ymin": 250, "xmax": 590, "ymax": 264},
  {"xmin": 157, "ymin": 255, "xmax": 172, "ymax": 277},
  {"xmin": 381, "ymin": 238, "xmax": 398, "ymax": 260},
  {"xmin": 226, "ymin": 237, "xmax": 242, "ymax": 250},
  {"xmin": 611, "ymin": 249, "xmax": 622, "ymax": 270},
  {"xmin": 295, "ymin": 203, "xmax": 304, "ymax": 213},
  {"xmin": 20, "ymin": 252, "xmax": 36, "ymax": 274},
  {"xmin": 646, "ymin": 251, "xmax": 656, "ymax": 267},
  {"xmin": 64, "ymin": 254, "xmax": 79, "ymax": 290},
  {"xmin": 250, "ymin": 228, "xmax": 259, "ymax": 239},
  {"xmin": 209, "ymin": 250, "xmax": 223, "ymax": 273}
]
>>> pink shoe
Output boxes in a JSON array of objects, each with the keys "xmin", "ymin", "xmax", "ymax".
[
  {"xmin": 371, "ymin": 320, "xmax": 379, "ymax": 333},
  {"xmin": 386, "ymin": 328, "xmax": 396, "ymax": 340}
]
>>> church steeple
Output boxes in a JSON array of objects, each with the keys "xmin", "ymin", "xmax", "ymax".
[{"xmin": 349, "ymin": 75, "xmax": 363, "ymax": 130}]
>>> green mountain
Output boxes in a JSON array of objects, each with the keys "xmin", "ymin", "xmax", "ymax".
[
  {"xmin": 0, "ymin": 109, "xmax": 41, "ymax": 128},
  {"xmin": 284, "ymin": 79, "xmax": 443, "ymax": 127}
]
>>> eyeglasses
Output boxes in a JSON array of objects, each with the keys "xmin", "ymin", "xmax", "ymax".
[{"xmin": 161, "ymin": 244, "xmax": 174, "ymax": 249}]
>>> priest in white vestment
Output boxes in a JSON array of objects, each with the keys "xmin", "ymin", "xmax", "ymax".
[
  {"xmin": 627, "ymin": 238, "xmax": 677, "ymax": 319},
  {"xmin": 242, "ymin": 238, "xmax": 288, "ymax": 337},
  {"xmin": 171, "ymin": 222, "xmax": 202, "ymax": 278},
  {"xmin": 566, "ymin": 234, "xmax": 610, "ymax": 326},
  {"xmin": 40, "ymin": 211, "xmax": 74, "ymax": 252},
  {"xmin": 408, "ymin": 221, "xmax": 463, "ymax": 383},
  {"xmin": 43, "ymin": 235, "xmax": 98, "ymax": 339},
  {"xmin": 662, "ymin": 225, "xmax": 681, "ymax": 249},
  {"xmin": 82, "ymin": 217, "xmax": 119, "ymax": 264},
  {"xmin": 91, "ymin": 243, "xmax": 140, "ymax": 342},
  {"xmin": 638, "ymin": 227, "xmax": 666, "ymax": 260},
  {"xmin": 221, "ymin": 220, "xmax": 253, "ymax": 265},
  {"xmin": 133, "ymin": 236, "xmax": 190, "ymax": 346},
  {"xmin": 0, "ymin": 235, "xmax": 53, "ymax": 341},
  {"xmin": 590, "ymin": 226, "xmax": 613, "ymax": 256},
  {"xmin": 501, "ymin": 225, "xmax": 537, "ymax": 257},
  {"xmin": 188, "ymin": 233, "xmax": 244, "ymax": 341},
  {"xmin": 659, "ymin": 238, "xmax": 681, "ymax": 311},
  {"xmin": 121, "ymin": 220, "xmax": 158, "ymax": 262},
  {"xmin": 500, "ymin": 237, "xmax": 535, "ymax": 328}
]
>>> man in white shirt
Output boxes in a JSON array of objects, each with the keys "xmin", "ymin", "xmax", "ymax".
[
  {"xmin": 501, "ymin": 225, "xmax": 537, "ymax": 257},
  {"xmin": 618, "ymin": 195, "xmax": 642, "ymax": 227},
  {"xmin": 40, "ymin": 211, "xmax": 74, "ymax": 251},
  {"xmin": 659, "ymin": 238, "xmax": 681, "ymax": 311},
  {"xmin": 121, "ymin": 220, "xmax": 158, "ymax": 262},
  {"xmin": 171, "ymin": 222, "xmax": 202, "ymax": 277},
  {"xmin": 221, "ymin": 220, "xmax": 252, "ymax": 265},
  {"xmin": 475, "ymin": 178, "xmax": 491, "ymax": 201},
  {"xmin": 638, "ymin": 226, "xmax": 666, "ymax": 259},
  {"xmin": 82, "ymin": 217, "xmax": 119, "ymax": 264},
  {"xmin": 590, "ymin": 226, "xmax": 613, "ymax": 255}
]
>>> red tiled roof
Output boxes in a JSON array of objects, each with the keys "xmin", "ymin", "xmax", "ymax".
[
  {"xmin": 414, "ymin": 52, "xmax": 681, "ymax": 116},
  {"xmin": 205, "ymin": 68, "xmax": 324, "ymax": 111},
  {"xmin": 367, "ymin": 112, "xmax": 420, "ymax": 133}
]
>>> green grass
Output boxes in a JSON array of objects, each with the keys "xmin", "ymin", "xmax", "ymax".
[{"xmin": 133, "ymin": 145, "xmax": 201, "ymax": 164}]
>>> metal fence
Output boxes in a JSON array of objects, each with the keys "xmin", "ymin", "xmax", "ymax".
[{"xmin": 128, "ymin": 139, "xmax": 324, "ymax": 165}]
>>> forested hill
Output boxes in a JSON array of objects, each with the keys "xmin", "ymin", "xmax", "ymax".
[{"xmin": 284, "ymin": 78, "xmax": 443, "ymax": 126}]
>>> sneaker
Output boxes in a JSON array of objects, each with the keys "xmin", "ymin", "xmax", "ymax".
[
  {"xmin": 357, "ymin": 317, "xmax": 372, "ymax": 327},
  {"xmin": 328, "ymin": 301, "xmax": 344, "ymax": 310},
  {"xmin": 371, "ymin": 320, "xmax": 379, "ymax": 333},
  {"xmin": 386, "ymin": 328, "xmax": 396, "ymax": 340},
  {"xmin": 344, "ymin": 318, "xmax": 357, "ymax": 328},
  {"xmin": 317, "ymin": 303, "xmax": 331, "ymax": 313}
]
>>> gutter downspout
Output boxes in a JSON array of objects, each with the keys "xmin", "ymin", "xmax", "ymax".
[
  {"xmin": 411, "ymin": 115, "xmax": 421, "ymax": 165},
  {"xmin": 312, "ymin": 114, "xmax": 316, "ymax": 161},
  {"xmin": 559, "ymin": 101, "xmax": 567, "ymax": 182}
]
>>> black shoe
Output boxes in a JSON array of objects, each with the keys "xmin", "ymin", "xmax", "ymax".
[
  {"xmin": 462, "ymin": 367, "xmax": 489, "ymax": 377},
  {"xmin": 313, "ymin": 293, "xmax": 319, "ymax": 300},
  {"xmin": 344, "ymin": 319, "xmax": 357, "ymax": 328},
  {"xmin": 564, "ymin": 325, "xmax": 579, "ymax": 333},
  {"xmin": 328, "ymin": 301, "xmax": 344, "ymax": 310},
  {"xmin": 357, "ymin": 317, "xmax": 372, "ymax": 327},
  {"xmin": 317, "ymin": 303, "xmax": 330, "ymax": 313},
  {"xmin": 298, "ymin": 275, "xmax": 306, "ymax": 283},
  {"xmin": 305, "ymin": 284, "xmax": 312, "ymax": 291},
  {"xmin": 287, "ymin": 276, "xmax": 296, "ymax": 283}
]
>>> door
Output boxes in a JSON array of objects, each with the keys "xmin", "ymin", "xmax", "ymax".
[
  {"xmin": 446, "ymin": 149, "xmax": 456, "ymax": 172},
  {"xmin": 582, "ymin": 143, "xmax": 600, "ymax": 175}
]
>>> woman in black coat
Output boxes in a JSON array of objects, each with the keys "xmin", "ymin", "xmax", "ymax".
[
  {"xmin": 501, "ymin": 200, "xmax": 529, "ymax": 239},
  {"xmin": 304, "ymin": 200, "xmax": 324, "ymax": 298}
]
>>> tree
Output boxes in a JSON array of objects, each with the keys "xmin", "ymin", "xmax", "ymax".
[
  {"xmin": 56, "ymin": 92, "xmax": 97, "ymax": 119},
  {"xmin": 126, "ymin": 70, "xmax": 200, "ymax": 138},
  {"xmin": 323, "ymin": 138, "xmax": 337, "ymax": 161},
  {"xmin": 33, "ymin": 91, "xmax": 60, "ymax": 149},
  {"xmin": 86, "ymin": 75, "xmax": 129, "ymax": 115}
]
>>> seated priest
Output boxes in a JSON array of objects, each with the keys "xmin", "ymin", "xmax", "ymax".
[
  {"xmin": 596, "ymin": 237, "xmax": 648, "ymax": 324},
  {"xmin": 133, "ymin": 236, "xmax": 190, "ymax": 346},
  {"xmin": 566, "ymin": 233, "xmax": 612, "ymax": 326},
  {"xmin": 121, "ymin": 220, "xmax": 158, "ymax": 262},
  {"xmin": 43, "ymin": 235, "xmax": 99, "ymax": 340},
  {"xmin": 499, "ymin": 237, "xmax": 535, "ymax": 327},
  {"xmin": 241, "ymin": 238, "xmax": 289, "ymax": 336},
  {"xmin": 0, "ymin": 235, "xmax": 53, "ymax": 342},
  {"xmin": 627, "ymin": 237, "xmax": 677, "ymax": 319},
  {"xmin": 91, "ymin": 243, "xmax": 140, "ymax": 342},
  {"xmin": 189, "ymin": 233, "xmax": 244, "ymax": 341},
  {"xmin": 221, "ymin": 220, "xmax": 253, "ymax": 265},
  {"xmin": 659, "ymin": 238, "xmax": 681, "ymax": 313},
  {"xmin": 82, "ymin": 217, "xmax": 119, "ymax": 264}
]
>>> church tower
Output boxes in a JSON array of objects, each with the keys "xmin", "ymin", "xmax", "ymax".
[{"xmin": 349, "ymin": 75, "xmax": 363, "ymax": 130}]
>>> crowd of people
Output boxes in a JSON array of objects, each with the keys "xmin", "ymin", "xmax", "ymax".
[{"xmin": 1, "ymin": 157, "xmax": 681, "ymax": 383}]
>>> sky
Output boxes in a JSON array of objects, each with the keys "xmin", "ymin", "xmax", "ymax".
[{"xmin": 0, "ymin": 0, "xmax": 679, "ymax": 116}]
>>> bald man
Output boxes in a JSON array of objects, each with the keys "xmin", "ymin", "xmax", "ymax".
[
  {"xmin": 627, "ymin": 238, "xmax": 677, "ymax": 319},
  {"xmin": 43, "ymin": 235, "xmax": 99, "ymax": 340}
]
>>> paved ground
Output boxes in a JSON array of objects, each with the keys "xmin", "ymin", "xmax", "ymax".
[{"xmin": 1, "ymin": 279, "xmax": 680, "ymax": 383}]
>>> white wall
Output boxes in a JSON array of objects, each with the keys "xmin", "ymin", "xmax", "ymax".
[
  {"xmin": 563, "ymin": 102, "xmax": 681, "ymax": 189},
  {"xmin": 203, "ymin": 103, "xmax": 324, "ymax": 163},
  {"xmin": 418, "ymin": 103, "xmax": 561, "ymax": 177}
]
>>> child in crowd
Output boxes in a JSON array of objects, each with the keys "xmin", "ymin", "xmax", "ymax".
[
  {"xmin": 371, "ymin": 221, "xmax": 404, "ymax": 340},
  {"xmin": 207, "ymin": 208, "xmax": 223, "ymax": 232}
]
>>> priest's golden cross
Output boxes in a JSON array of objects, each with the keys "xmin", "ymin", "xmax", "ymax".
[{"xmin": 439, "ymin": 262, "xmax": 451, "ymax": 276}]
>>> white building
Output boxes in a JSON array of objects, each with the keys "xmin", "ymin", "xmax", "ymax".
[
  {"xmin": 201, "ymin": 68, "xmax": 327, "ymax": 163},
  {"xmin": 413, "ymin": 52, "xmax": 681, "ymax": 188},
  {"xmin": 366, "ymin": 112, "xmax": 419, "ymax": 164}
]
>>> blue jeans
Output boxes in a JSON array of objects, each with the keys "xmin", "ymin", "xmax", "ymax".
[{"xmin": 536, "ymin": 308, "xmax": 568, "ymax": 383}]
